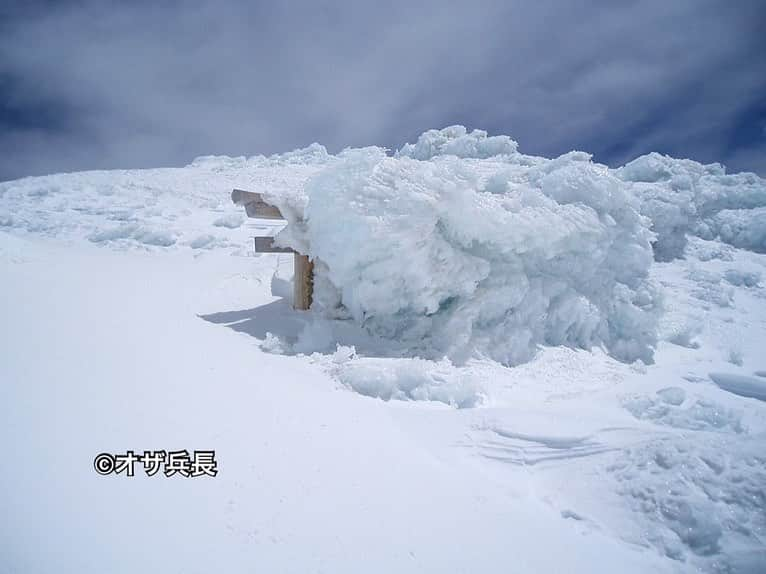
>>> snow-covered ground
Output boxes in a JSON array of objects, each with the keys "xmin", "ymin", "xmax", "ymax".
[{"xmin": 2, "ymin": 128, "xmax": 765, "ymax": 573}]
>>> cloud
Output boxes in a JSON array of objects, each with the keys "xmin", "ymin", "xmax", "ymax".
[{"xmin": 0, "ymin": 0, "xmax": 764, "ymax": 180}]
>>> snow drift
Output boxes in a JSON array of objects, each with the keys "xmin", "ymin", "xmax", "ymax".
[
  {"xmin": 269, "ymin": 134, "xmax": 660, "ymax": 366},
  {"xmin": 396, "ymin": 125, "xmax": 519, "ymax": 160},
  {"xmin": 4, "ymin": 125, "xmax": 765, "ymax": 368},
  {"xmin": 616, "ymin": 152, "xmax": 766, "ymax": 259}
]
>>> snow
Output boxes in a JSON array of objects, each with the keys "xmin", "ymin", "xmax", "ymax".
[
  {"xmin": 656, "ymin": 386, "xmax": 686, "ymax": 405},
  {"xmin": 1, "ymin": 236, "xmax": 677, "ymax": 574},
  {"xmin": 705, "ymin": 207, "xmax": 766, "ymax": 253},
  {"xmin": 330, "ymin": 355, "xmax": 485, "ymax": 408},
  {"xmin": 612, "ymin": 434, "xmax": 766, "ymax": 564},
  {"xmin": 616, "ymin": 152, "xmax": 766, "ymax": 258},
  {"xmin": 2, "ymin": 126, "xmax": 766, "ymax": 573},
  {"xmin": 0, "ymin": 147, "xmax": 330, "ymax": 252},
  {"xmin": 623, "ymin": 391, "xmax": 745, "ymax": 433},
  {"xmin": 397, "ymin": 125, "xmax": 519, "ymax": 160},
  {"xmin": 213, "ymin": 213, "xmax": 245, "ymax": 229},
  {"xmin": 709, "ymin": 372, "xmax": 766, "ymax": 402},
  {"xmin": 276, "ymin": 147, "xmax": 659, "ymax": 366},
  {"xmin": 724, "ymin": 268, "xmax": 762, "ymax": 287}
]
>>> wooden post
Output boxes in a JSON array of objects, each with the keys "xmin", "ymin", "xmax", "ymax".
[
  {"xmin": 293, "ymin": 254, "xmax": 313, "ymax": 310},
  {"xmin": 233, "ymin": 188, "xmax": 314, "ymax": 310}
]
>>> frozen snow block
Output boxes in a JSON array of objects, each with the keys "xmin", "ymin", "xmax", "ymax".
[
  {"xmin": 213, "ymin": 213, "xmax": 244, "ymax": 228},
  {"xmin": 723, "ymin": 269, "xmax": 761, "ymax": 288},
  {"xmin": 397, "ymin": 125, "xmax": 518, "ymax": 160},
  {"xmin": 656, "ymin": 387, "xmax": 686, "ymax": 405},
  {"xmin": 709, "ymin": 373, "xmax": 766, "ymax": 402},
  {"xmin": 290, "ymin": 147, "xmax": 660, "ymax": 365}
]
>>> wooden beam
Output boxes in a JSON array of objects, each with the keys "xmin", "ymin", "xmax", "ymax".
[
  {"xmin": 233, "ymin": 188, "xmax": 313, "ymax": 310},
  {"xmin": 254, "ymin": 236, "xmax": 294, "ymax": 253},
  {"xmin": 293, "ymin": 254, "xmax": 314, "ymax": 310},
  {"xmin": 231, "ymin": 189, "xmax": 284, "ymax": 219}
]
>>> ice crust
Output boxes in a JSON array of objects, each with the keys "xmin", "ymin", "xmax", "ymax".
[
  {"xmin": 613, "ymin": 435, "xmax": 766, "ymax": 566},
  {"xmin": 4, "ymin": 125, "xmax": 765, "ymax": 368},
  {"xmin": 275, "ymin": 143, "xmax": 660, "ymax": 366},
  {"xmin": 258, "ymin": 128, "xmax": 764, "ymax": 366},
  {"xmin": 616, "ymin": 152, "xmax": 766, "ymax": 258},
  {"xmin": 396, "ymin": 125, "xmax": 519, "ymax": 160}
]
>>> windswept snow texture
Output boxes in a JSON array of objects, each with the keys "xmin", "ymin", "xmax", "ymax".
[
  {"xmin": 332, "ymin": 355, "xmax": 485, "ymax": 408},
  {"xmin": 277, "ymin": 145, "xmax": 659, "ymax": 366},
  {"xmin": 396, "ymin": 125, "xmax": 519, "ymax": 160},
  {"xmin": 0, "ymin": 144, "xmax": 332, "ymax": 251},
  {"xmin": 616, "ymin": 152, "xmax": 766, "ymax": 259},
  {"xmin": 3, "ymin": 125, "xmax": 766, "ymax": 369},
  {"xmin": 709, "ymin": 372, "xmax": 766, "ymax": 402},
  {"xmin": 3, "ymin": 125, "xmax": 766, "ymax": 574}
]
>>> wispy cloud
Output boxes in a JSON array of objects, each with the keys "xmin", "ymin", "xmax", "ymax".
[{"xmin": 1, "ymin": 0, "xmax": 764, "ymax": 180}]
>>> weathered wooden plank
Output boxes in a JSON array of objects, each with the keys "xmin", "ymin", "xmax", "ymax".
[
  {"xmin": 293, "ymin": 254, "xmax": 314, "ymax": 310},
  {"xmin": 231, "ymin": 189, "xmax": 284, "ymax": 219},
  {"xmin": 231, "ymin": 188, "xmax": 263, "ymax": 205},
  {"xmin": 234, "ymin": 189, "xmax": 312, "ymax": 310},
  {"xmin": 244, "ymin": 201, "xmax": 284, "ymax": 219},
  {"xmin": 254, "ymin": 236, "xmax": 294, "ymax": 253}
]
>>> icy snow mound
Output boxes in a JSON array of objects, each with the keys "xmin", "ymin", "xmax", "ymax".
[
  {"xmin": 0, "ymin": 145, "xmax": 331, "ymax": 250},
  {"xmin": 612, "ymin": 434, "xmax": 766, "ymax": 568},
  {"xmin": 276, "ymin": 146, "xmax": 659, "ymax": 366},
  {"xmin": 397, "ymin": 125, "xmax": 519, "ymax": 160},
  {"xmin": 698, "ymin": 207, "xmax": 766, "ymax": 253},
  {"xmin": 332, "ymin": 355, "xmax": 484, "ymax": 408},
  {"xmin": 616, "ymin": 153, "xmax": 766, "ymax": 258}
]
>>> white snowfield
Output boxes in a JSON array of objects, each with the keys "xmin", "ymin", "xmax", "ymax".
[{"xmin": 1, "ymin": 126, "xmax": 765, "ymax": 573}]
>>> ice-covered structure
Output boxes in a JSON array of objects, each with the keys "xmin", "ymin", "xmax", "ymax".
[
  {"xmin": 616, "ymin": 152, "xmax": 766, "ymax": 258},
  {"xmin": 8, "ymin": 124, "xmax": 763, "ymax": 367},
  {"xmin": 396, "ymin": 125, "xmax": 519, "ymax": 160},
  {"xmin": 267, "ymin": 129, "xmax": 661, "ymax": 366}
]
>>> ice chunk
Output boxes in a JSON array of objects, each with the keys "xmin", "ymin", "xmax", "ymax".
[
  {"xmin": 617, "ymin": 152, "xmax": 766, "ymax": 258},
  {"xmin": 723, "ymin": 269, "xmax": 762, "ymax": 287},
  {"xmin": 260, "ymin": 332, "xmax": 287, "ymax": 354},
  {"xmin": 709, "ymin": 372, "xmax": 766, "ymax": 402},
  {"xmin": 267, "ymin": 142, "xmax": 330, "ymax": 165},
  {"xmin": 397, "ymin": 125, "xmax": 518, "ymax": 160},
  {"xmin": 188, "ymin": 234, "xmax": 223, "ymax": 249},
  {"xmin": 334, "ymin": 357, "xmax": 484, "ymax": 408},
  {"xmin": 213, "ymin": 213, "xmax": 244, "ymax": 229},
  {"xmin": 132, "ymin": 228, "xmax": 176, "ymax": 247},
  {"xmin": 624, "ymin": 394, "xmax": 743, "ymax": 432},
  {"xmin": 727, "ymin": 349, "xmax": 744, "ymax": 366},
  {"xmin": 284, "ymin": 146, "xmax": 659, "ymax": 366},
  {"xmin": 656, "ymin": 387, "xmax": 686, "ymax": 406},
  {"xmin": 665, "ymin": 323, "xmax": 700, "ymax": 348},
  {"xmin": 88, "ymin": 224, "xmax": 138, "ymax": 243},
  {"xmin": 617, "ymin": 152, "xmax": 725, "ymax": 184},
  {"xmin": 87, "ymin": 224, "xmax": 176, "ymax": 247},
  {"xmin": 707, "ymin": 207, "xmax": 766, "ymax": 253},
  {"xmin": 627, "ymin": 181, "xmax": 695, "ymax": 261},
  {"xmin": 611, "ymin": 435, "xmax": 766, "ymax": 568},
  {"xmin": 687, "ymin": 269, "xmax": 734, "ymax": 307}
]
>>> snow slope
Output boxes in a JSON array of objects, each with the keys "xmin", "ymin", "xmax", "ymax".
[{"xmin": 2, "ymin": 128, "xmax": 766, "ymax": 573}]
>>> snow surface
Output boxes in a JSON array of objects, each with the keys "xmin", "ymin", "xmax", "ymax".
[
  {"xmin": 2, "ymin": 127, "xmax": 766, "ymax": 573},
  {"xmin": 709, "ymin": 373, "xmax": 766, "ymax": 402}
]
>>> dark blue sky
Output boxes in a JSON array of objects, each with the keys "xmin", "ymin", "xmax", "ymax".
[{"xmin": 1, "ymin": 0, "xmax": 764, "ymax": 181}]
